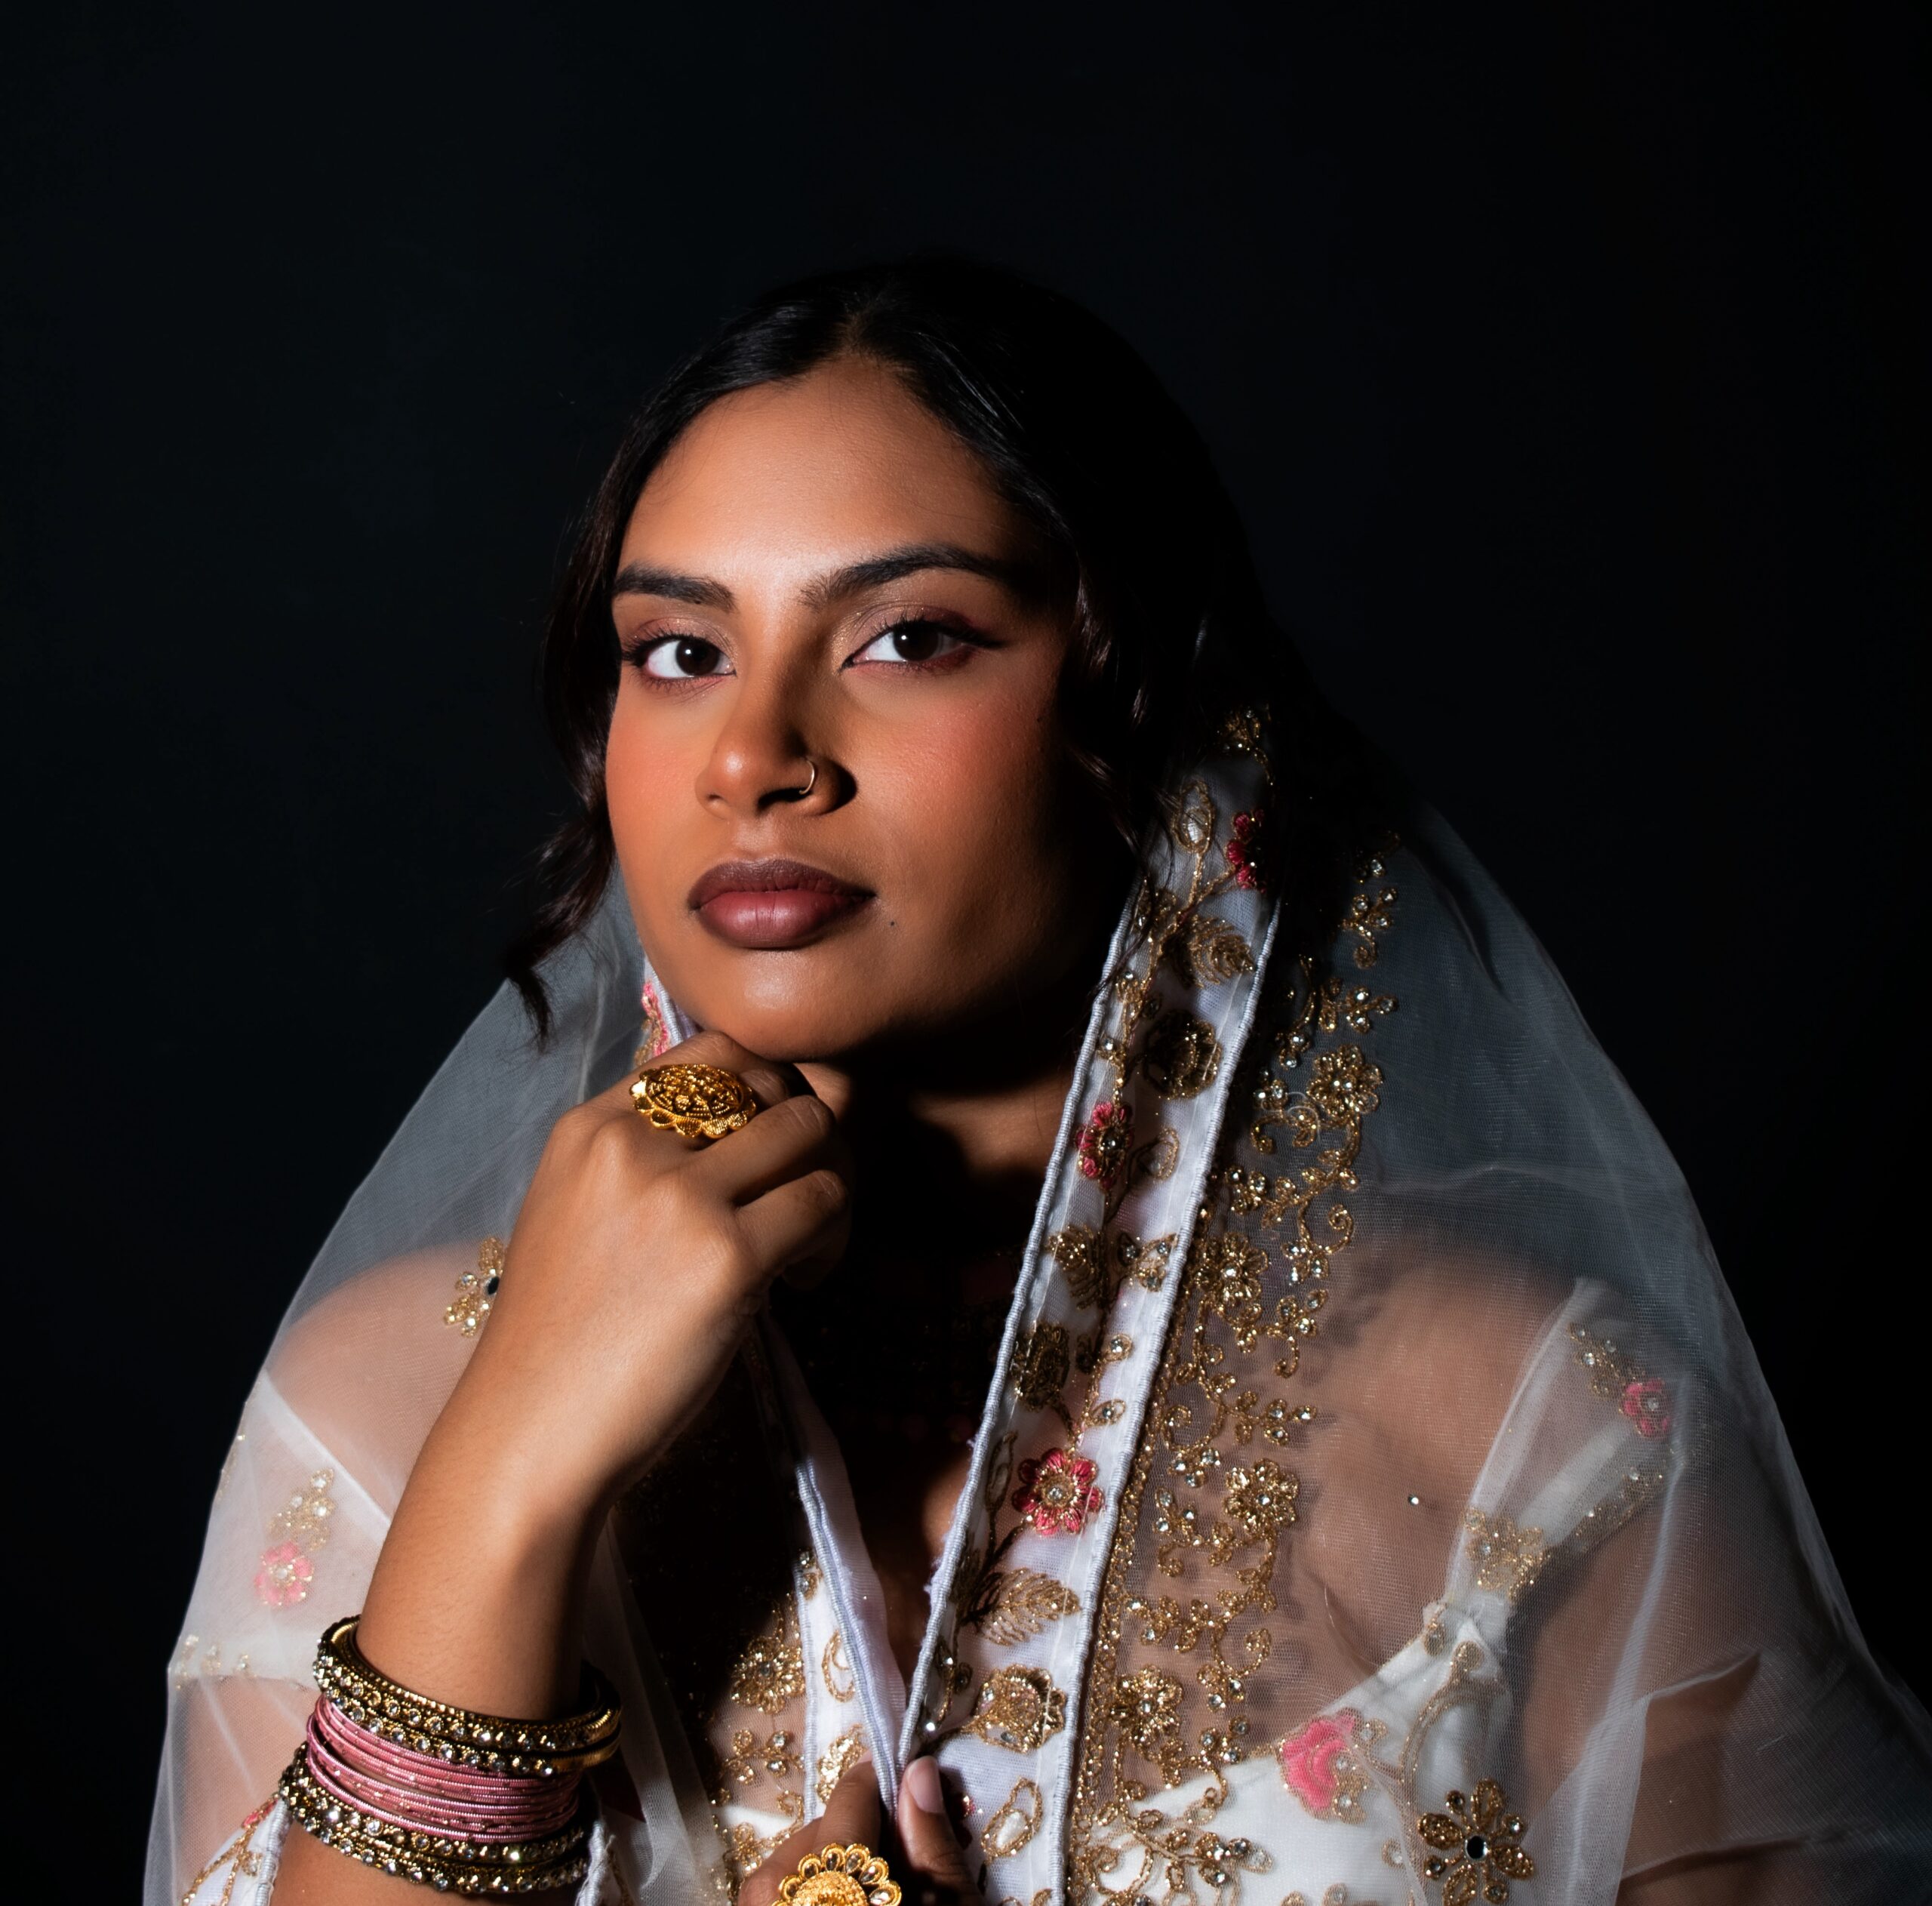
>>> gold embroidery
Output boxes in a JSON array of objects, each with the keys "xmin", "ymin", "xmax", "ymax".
[
  {"xmin": 822, "ymin": 1629, "xmax": 857, "ymax": 1702},
  {"xmin": 728, "ymin": 1604, "xmax": 806, "ymax": 1715},
  {"xmin": 1568, "ymin": 1323, "xmax": 1674, "ymax": 1440},
  {"xmin": 1142, "ymin": 1009, "xmax": 1225, "ymax": 1099},
  {"xmin": 1462, "ymin": 1510, "xmax": 1548, "ymax": 1603},
  {"xmin": 1069, "ymin": 837, "xmax": 1400, "ymax": 1904},
  {"xmin": 1417, "ymin": 1778, "xmax": 1534, "ymax": 1902},
  {"xmin": 814, "ymin": 1725, "xmax": 866, "ymax": 1803},
  {"xmin": 1168, "ymin": 908, "xmax": 1257, "ymax": 989},
  {"xmin": 180, "ymin": 1798, "xmax": 275, "ymax": 1906},
  {"xmin": 964, "ymin": 1666, "xmax": 1069, "ymax": 1752},
  {"xmin": 720, "ymin": 1728, "xmax": 802, "ymax": 1787},
  {"xmin": 1011, "ymin": 1322, "xmax": 1073, "ymax": 1424},
  {"xmin": 718, "ymin": 1790, "xmax": 806, "ymax": 1891},
  {"xmin": 982, "ymin": 1778, "xmax": 1046, "ymax": 1861},
  {"xmin": 977, "ymin": 1567, "xmax": 1082, "ymax": 1647},
  {"xmin": 253, "ymin": 1469, "xmax": 336, "ymax": 1607},
  {"xmin": 445, "ymin": 1236, "xmax": 503, "ymax": 1336}
]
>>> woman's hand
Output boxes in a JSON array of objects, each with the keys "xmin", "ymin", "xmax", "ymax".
[
  {"xmin": 344, "ymin": 1030, "xmax": 850, "ymax": 1737},
  {"xmin": 456, "ymin": 1028, "xmax": 852, "ymax": 1523}
]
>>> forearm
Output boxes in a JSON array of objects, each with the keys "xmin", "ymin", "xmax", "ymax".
[
  {"xmin": 356, "ymin": 1362, "xmax": 608, "ymax": 1715},
  {"xmin": 271, "ymin": 1360, "xmax": 611, "ymax": 1904}
]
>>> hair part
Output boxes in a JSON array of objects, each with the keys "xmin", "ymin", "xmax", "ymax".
[{"xmin": 505, "ymin": 254, "xmax": 1367, "ymax": 1037}]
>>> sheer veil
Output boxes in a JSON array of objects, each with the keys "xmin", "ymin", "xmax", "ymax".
[{"xmin": 149, "ymin": 720, "xmax": 1932, "ymax": 1902}]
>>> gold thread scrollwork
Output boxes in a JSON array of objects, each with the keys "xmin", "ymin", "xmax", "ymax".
[{"xmin": 981, "ymin": 1778, "xmax": 1045, "ymax": 1861}]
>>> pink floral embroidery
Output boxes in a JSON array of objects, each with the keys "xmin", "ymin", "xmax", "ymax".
[
  {"xmin": 638, "ymin": 981, "xmax": 672, "ymax": 1060},
  {"xmin": 1225, "ymin": 811, "xmax": 1264, "ymax": 890},
  {"xmin": 1076, "ymin": 1099, "xmax": 1134, "ymax": 1188},
  {"xmin": 1620, "ymin": 1377, "xmax": 1672, "ymax": 1440},
  {"xmin": 254, "ymin": 1541, "xmax": 314, "ymax": 1607},
  {"xmin": 1279, "ymin": 1707, "xmax": 1370, "ymax": 1820},
  {"xmin": 1012, "ymin": 1447, "xmax": 1103, "ymax": 1535}
]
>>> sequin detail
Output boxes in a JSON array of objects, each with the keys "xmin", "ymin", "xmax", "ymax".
[
  {"xmin": 252, "ymin": 1470, "xmax": 334, "ymax": 1607},
  {"xmin": 1417, "ymin": 1778, "xmax": 1534, "ymax": 1903}
]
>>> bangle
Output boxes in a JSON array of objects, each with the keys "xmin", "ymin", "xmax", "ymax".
[
  {"xmin": 313, "ymin": 1615, "xmax": 622, "ymax": 1774},
  {"xmin": 280, "ymin": 1748, "xmax": 592, "ymax": 1894}
]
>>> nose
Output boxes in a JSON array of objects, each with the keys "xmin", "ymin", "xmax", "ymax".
[{"xmin": 696, "ymin": 677, "xmax": 835, "ymax": 815}]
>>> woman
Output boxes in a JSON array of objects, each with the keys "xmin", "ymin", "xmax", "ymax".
[{"xmin": 150, "ymin": 260, "xmax": 1930, "ymax": 1905}]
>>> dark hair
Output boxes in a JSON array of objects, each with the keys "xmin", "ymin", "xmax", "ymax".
[{"xmin": 506, "ymin": 255, "xmax": 1367, "ymax": 1035}]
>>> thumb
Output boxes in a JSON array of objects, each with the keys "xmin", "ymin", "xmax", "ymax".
[
  {"xmin": 895, "ymin": 1757, "xmax": 975, "ymax": 1903},
  {"xmin": 736, "ymin": 1759, "xmax": 881, "ymax": 1906}
]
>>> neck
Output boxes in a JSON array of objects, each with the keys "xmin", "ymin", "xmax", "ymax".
[{"xmin": 798, "ymin": 962, "xmax": 1097, "ymax": 1275}]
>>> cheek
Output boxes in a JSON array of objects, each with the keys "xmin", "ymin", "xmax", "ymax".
[
  {"xmin": 605, "ymin": 701, "xmax": 691, "ymax": 922},
  {"xmin": 867, "ymin": 688, "xmax": 1097, "ymax": 941}
]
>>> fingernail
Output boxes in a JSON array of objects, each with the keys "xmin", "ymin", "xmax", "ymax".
[{"xmin": 903, "ymin": 1756, "xmax": 944, "ymax": 1815}]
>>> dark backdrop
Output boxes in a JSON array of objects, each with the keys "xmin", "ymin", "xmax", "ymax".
[{"xmin": 8, "ymin": 3, "xmax": 1925, "ymax": 1889}]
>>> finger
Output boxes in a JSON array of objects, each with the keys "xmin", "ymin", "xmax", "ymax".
[
  {"xmin": 734, "ymin": 1166, "xmax": 853, "ymax": 1273},
  {"xmin": 660, "ymin": 1030, "xmax": 809, "ymax": 1116},
  {"xmin": 585, "ymin": 1030, "xmax": 804, "ymax": 1126},
  {"xmin": 690, "ymin": 1092, "xmax": 844, "ymax": 1205},
  {"xmin": 737, "ymin": 1758, "xmax": 880, "ymax": 1906},
  {"xmin": 895, "ymin": 1759, "xmax": 974, "ymax": 1904}
]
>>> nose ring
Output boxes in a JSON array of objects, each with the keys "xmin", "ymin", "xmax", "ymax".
[{"xmin": 794, "ymin": 758, "xmax": 818, "ymax": 798}]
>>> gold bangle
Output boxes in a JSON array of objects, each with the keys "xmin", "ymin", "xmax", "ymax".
[
  {"xmin": 278, "ymin": 1748, "xmax": 592, "ymax": 1894},
  {"xmin": 313, "ymin": 1615, "xmax": 623, "ymax": 1774},
  {"xmin": 629, "ymin": 1061, "xmax": 759, "ymax": 1141},
  {"xmin": 776, "ymin": 1842, "xmax": 901, "ymax": 1906}
]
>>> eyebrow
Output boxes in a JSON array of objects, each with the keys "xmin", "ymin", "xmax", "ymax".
[{"xmin": 608, "ymin": 540, "xmax": 1053, "ymax": 614}]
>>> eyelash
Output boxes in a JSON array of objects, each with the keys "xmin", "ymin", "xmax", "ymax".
[{"xmin": 619, "ymin": 615, "xmax": 992, "ymax": 684}]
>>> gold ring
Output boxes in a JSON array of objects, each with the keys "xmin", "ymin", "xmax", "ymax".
[
  {"xmin": 629, "ymin": 1061, "xmax": 759, "ymax": 1142},
  {"xmin": 776, "ymin": 1843, "xmax": 900, "ymax": 1906}
]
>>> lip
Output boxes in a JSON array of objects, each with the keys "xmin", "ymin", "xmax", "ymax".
[{"xmin": 688, "ymin": 858, "xmax": 875, "ymax": 951}]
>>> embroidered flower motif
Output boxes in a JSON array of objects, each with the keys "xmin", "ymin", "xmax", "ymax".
[
  {"xmin": 964, "ymin": 1665, "xmax": 1068, "ymax": 1752},
  {"xmin": 635, "ymin": 981, "xmax": 672, "ymax": 1064},
  {"xmin": 1010, "ymin": 1322, "xmax": 1072, "ymax": 1412},
  {"xmin": 1110, "ymin": 1666, "xmax": 1197, "ymax": 1785},
  {"xmin": 728, "ymin": 1612, "xmax": 807, "ymax": 1715},
  {"xmin": 1216, "ymin": 1458, "xmax": 1300, "ymax": 1554},
  {"xmin": 1307, "ymin": 1043, "xmax": 1383, "ymax": 1124},
  {"xmin": 1224, "ymin": 809, "xmax": 1264, "ymax": 889},
  {"xmin": 1012, "ymin": 1447, "xmax": 1103, "ymax": 1535},
  {"xmin": 1418, "ymin": 1778, "xmax": 1535, "ymax": 1903},
  {"xmin": 252, "ymin": 1468, "xmax": 334, "ymax": 1606},
  {"xmin": 1620, "ymin": 1376, "xmax": 1672, "ymax": 1440},
  {"xmin": 1076, "ymin": 1099, "xmax": 1134, "ymax": 1187},
  {"xmin": 254, "ymin": 1540, "xmax": 315, "ymax": 1607},
  {"xmin": 1278, "ymin": 1708, "xmax": 1372, "ymax": 1821},
  {"xmin": 1140, "ymin": 1010, "xmax": 1223, "ymax": 1100},
  {"xmin": 1464, "ymin": 1509, "xmax": 1548, "ymax": 1603}
]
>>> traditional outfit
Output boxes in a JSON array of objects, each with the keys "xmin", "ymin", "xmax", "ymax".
[{"xmin": 149, "ymin": 712, "xmax": 1931, "ymax": 1904}]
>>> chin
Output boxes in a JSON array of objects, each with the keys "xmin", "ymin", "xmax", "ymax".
[{"xmin": 665, "ymin": 962, "xmax": 912, "ymax": 1067}]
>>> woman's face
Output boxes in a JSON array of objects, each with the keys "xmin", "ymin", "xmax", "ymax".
[{"xmin": 605, "ymin": 355, "xmax": 1121, "ymax": 1065}]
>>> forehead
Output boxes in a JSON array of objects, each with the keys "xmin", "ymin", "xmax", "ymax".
[{"xmin": 620, "ymin": 356, "xmax": 1021, "ymax": 567}]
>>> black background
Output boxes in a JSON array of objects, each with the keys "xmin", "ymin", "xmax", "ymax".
[{"xmin": 8, "ymin": 4, "xmax": 1926, "ymax": 1889}]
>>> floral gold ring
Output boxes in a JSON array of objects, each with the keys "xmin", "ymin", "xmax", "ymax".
[
  {"xmin": 775, "ymin": 1843, "xmax": 900, "ymax": 1906},
  {"xmin": 629, "ymin": 1061, "xmax": 759, "ymax": 1142}
]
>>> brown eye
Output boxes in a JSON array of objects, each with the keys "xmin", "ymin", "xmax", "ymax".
[
  {"xmin": 641, "ymin": 636, "xmax": 728, "ymax": 679},
  {"xmin": 852, "ymin": 620, "xmax": 967, "ymax": 666}
]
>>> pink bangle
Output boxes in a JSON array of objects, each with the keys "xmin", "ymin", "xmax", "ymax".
[{"xmin": 305, "ymin": 1697, "xmax": 583, "ymax": 1843}]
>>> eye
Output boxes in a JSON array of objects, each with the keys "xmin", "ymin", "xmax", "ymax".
[
  {"xmin": 635, "ymin": 636, "xmax": 730, "ymax": 680},
  {"xmin": 849, "ymin": 620, "xmax": 973, "ymax": 667}
]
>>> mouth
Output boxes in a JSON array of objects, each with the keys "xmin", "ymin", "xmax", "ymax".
[{"xmin": 687, "ymin": 858, "xmax": 875, "ymax": 951}]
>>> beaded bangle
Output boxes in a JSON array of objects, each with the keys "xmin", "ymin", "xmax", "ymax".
[
  {"xmin": 313, "ymin": 1615, "xmax": 623, "ymax": 1775},
  {"xmin": 279, "ymin": 1749, "xmax": 592, "ymax": 1895}
]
